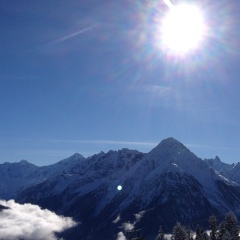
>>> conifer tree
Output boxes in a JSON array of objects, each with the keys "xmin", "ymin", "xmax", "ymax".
[
  {"xmin": 171, "ymin": 222, "xmax": 187, "ymax": 240},
  {"xmin": 225, "ymin": 212, "xmax": 239, "ymax": 240},
  {"xmin": 221, "ymin": 230, "xmax": 231, "ymax": 240},
  {"xmin": 195, "ymin": 224, "xmax": 204, "ymax": 240},
  {"xmin": 156, "ymin": 225, "xmax": 165, "ymax": 240},
  {"xmin": 202, "ymin": 231, "xmax": 210, "ymax": 240},
  {"xmin": 217, "ymin": 221, "xmax": 226, "ymax": 240},
  {"xmin": 209, "ymin": 214, "xmax": 217, "ymax": 240},
  {"xmin": 187, "ymin": 226, "xmax": 194, "ymax": 240}
]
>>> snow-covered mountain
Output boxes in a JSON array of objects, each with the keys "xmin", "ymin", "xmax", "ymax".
[
  {"xmin": 204, "ymin": 156, "xmax": 240, "ymax": 185},
  {"xmin": 0, "ymin": 153, "xmax": 85, "ymax": 199},
  {"xmin": 1, "ymin": 138, "xmax": 240, "ymax": 240},
  {"xmin": 204, "ymin": 156, "xmax": 235, "ymax": 173}
]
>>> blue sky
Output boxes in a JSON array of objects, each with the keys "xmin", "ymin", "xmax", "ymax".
[{"xmin": 1, "ymin": 0, "xmax": 240, "ymax": 166}]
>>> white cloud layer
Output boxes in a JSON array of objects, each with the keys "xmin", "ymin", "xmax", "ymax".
[{"xmin": 0, "ymin": 199, "xmax": 77, "ymax": 240}]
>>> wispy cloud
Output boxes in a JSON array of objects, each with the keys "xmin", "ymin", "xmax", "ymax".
[
  {"xmin": 116, "ymin": 231, "xmax": 127, "ymax": 240},
  {"xmin": 186, "ymin": 143, "xmax": 227, "ymax": 151},
  {"xmin": 117, "ymin": 209, "xmax": 154, "ymax": 240},
  {"xmin": 117, "ymin": 210, "xmax": 146, "ymax": 240},
  {"xmin": 122, "ymin": 222, "xmax": 135, "ymax": 231},
  {"xmin": 0, "ymin": 138, "xmax": 157, "ymax": 163},
  {"xmin": 134, "ymin": 210, "xmax": 146, "ymax": 221},
  {"xmin": 0, "ymin": 138, "xmax": 157, "ymax": 148},
  {"xmin": 47, "ymin": 139, "xmax": 158, "ymax": 147},
  {"xmin": 12, "ymin": 150, "xmax": 74, "ymax": 158},
  {"xmin": 0, "ymin": 199, "xmax": 77, "ymax": 240},
  {"xmin": 121, "ymin": 210, "xmax": 147, "ymax": 232},
  {"xmin": 113, "ymin": 215, "xmax": 121, "ymax": 224},
  {"xmin": 49, "ymin": 23, "xmax": 100, "ymax": 45},
  {"xmin": 135, "ymin": 84, "xmax": 172, "ymax": 95}
]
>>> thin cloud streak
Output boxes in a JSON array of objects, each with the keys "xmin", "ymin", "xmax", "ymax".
[
  {"xmin": 50, "ymin": 23, "xmax": 100, "ymax": 45},
  {"xmin": 135, "ymin": 84, "xmax": 172, "ymax": 95},
  {"xmin": 12, "ymin": 150, "xmax": 74, "ymax": 158},
  {"xmin": 0, "ymin": 138, "xmax": 236, "ymax": 154},
  {"xmin": 47, "ymin": 139, "xmax": 158, "ymax": 147},
  {"xmin": 113, "ymin": 215, "xmax": 121, "ymax": 224},
  {"xmin": 186, "ymin": 143, "xmax": 228, "ymax": 151}
]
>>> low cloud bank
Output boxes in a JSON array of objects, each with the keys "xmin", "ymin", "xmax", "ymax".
[{"xmin": 0, "ymin": 199, "xmax": 77, "ymax": 240}]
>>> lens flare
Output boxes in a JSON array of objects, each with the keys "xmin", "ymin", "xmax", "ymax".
[
  {"xmin": 163, "ymin": 0, "xmax": 173, "ymax": 9},
  {"xmin": 161, "ymin": 4, "xmax": 206, "ymax": 55}
]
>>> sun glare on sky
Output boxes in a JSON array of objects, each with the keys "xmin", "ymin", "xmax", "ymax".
[{"xmin": 160, "ymin": 3, "xmax": 207, "ymax": 55}]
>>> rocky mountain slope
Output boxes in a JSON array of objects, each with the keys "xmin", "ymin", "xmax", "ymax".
[
  {"xmin": 204, "ymin": 156, "xmax": 240, "ymax": 184},
  {"xmin": 1, "ymin": 138, "xmax": 240, "ymax": 239}
]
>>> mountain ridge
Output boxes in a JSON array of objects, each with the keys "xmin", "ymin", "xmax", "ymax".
[
  {"xmin": 1, "ymin": 137, "xmax": 240, "ymax": 239},
  {"xmin": 1, "ymin": 137, "xmax": 237, "ymax": 168}
]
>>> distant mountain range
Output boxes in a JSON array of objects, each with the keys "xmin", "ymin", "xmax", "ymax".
[{"xmin": 1, "ymin": 137, "xmax": 240, "ymax": 240}]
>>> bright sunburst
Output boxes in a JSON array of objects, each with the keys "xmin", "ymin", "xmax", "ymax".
[{"xmin": 161, "ymin": 4, "xmax": 206, "ymax": 55}]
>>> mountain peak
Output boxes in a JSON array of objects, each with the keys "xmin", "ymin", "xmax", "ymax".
[
  {"xmin": 19, "ymin": 159, "xmax": 36, "ymax": 167},
  {"xmin": 20, "ymin": 159, "xmax": 29, "ymax": 164},
  {"xmin": 159, "ymin": 137, "xmax": 186, "ymax": 147},
  {"xmin": 56, "ymin": 153, "xmax": 85, "ymax": 166},
  {"xmin": 204, "ymin": 156, "xmax": 234, "ymax": 173},
  {"xmin": 72, "ymin": 153, "xmax": 83, "ymax": 158},
  {"xmin": 148, "ymin": 137, "xmax": 189, "ymax": 156},
  {"xmin": 145, "ymin": 138, "xmax": 196, "ymax": 170}
]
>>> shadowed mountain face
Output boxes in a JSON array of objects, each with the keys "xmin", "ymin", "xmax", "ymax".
[{"xmin": 1, "ymin": 138, "xmax": 240, "ymax": 239}]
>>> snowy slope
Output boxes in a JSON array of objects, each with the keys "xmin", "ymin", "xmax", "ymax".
[
  {"xmin": 227, "ymin": 163, "xmax": 240, "ymax": 184},
  {"xmin": 16, "ymin": 149, "xmax": 145, "ymax": 214},
  {"xmin": 204, "ymin": 156, "xmax": 235, "ymax": 173},
  {"xmin": 0, "ymin": 160, "xmax": 39, "ymax": 199},
  {"xmin": 0, "ymin": 153, "xmax": 85, "ymax": 199},
  {"xmin": 204, "ymin": 156, "xmax": 240, "ymax": 184}
]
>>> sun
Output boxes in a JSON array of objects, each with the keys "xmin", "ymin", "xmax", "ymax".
[{"xmin": 160, "ymin": 4, "xmax": 206, "ymax": 55}]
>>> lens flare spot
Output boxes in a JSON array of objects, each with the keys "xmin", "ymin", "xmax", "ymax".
[{"xmin": 117, "ymin": 185, "xmax": 122, "ymax": 191}]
